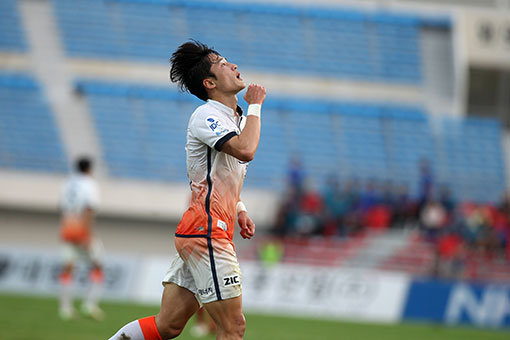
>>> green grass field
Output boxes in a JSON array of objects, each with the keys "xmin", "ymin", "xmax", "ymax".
[{"xmin": 0, "ymin": 293, "xmax": 508, "ymax": 340}]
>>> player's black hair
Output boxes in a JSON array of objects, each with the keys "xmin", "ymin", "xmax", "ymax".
[
  {"xmin": 75, "ymin": 157, "xmax": 92, "ymax": 174},
  {"xmin": 170, "ymin": 40, "xmax": 220, "ymax": 101}
]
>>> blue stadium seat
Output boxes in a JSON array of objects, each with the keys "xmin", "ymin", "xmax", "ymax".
[
  {"xmin": 50, "ymin": 0, "xmax": 450, "ymax": 83},
  {"xmin": 77, "ymin": 79, "xmax": 504, "ymax": 202},
  {"xmin": 0, "ymin": 0, "xmax": 27, "ymax": 52},
  {"xmin": 0, "ymin": 72, "xmax": 68, "ymax": 173}
]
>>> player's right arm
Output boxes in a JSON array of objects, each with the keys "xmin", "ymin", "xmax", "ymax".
[
  {"xmin": 81, "ymin": 181, "xmax": 99, "ymax": 228},
  {"xmin": 221, "ymin": 84, "xmax": 266, "ymax": 162}
]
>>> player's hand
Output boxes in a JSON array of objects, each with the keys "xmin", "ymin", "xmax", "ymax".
[
  {"xmin": 243, "ymin": 84, "xmax": 266, "ymax": 105},
  {"xmin": 238, "ymin": 211, "xmax": 255, "ymax": 239}
]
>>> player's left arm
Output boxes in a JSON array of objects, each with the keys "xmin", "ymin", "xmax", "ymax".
[
  {"xmin": 82, "ymin": 207, "xmax": 95, "ymax": 227},
  {"xmin": 237, "ymin": 201, "xmax": 255, "ymax": 239}
]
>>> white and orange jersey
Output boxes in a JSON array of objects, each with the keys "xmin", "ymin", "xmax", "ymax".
[
  {"xmin": 176, "ymin": 99, "xmax": 248, "ymax": 241},
  {"xmin": 59, "ymin": 174, "xmax": 99, "ymax": 244},
  {"xmin": 60, "ymin": 174, "xmax": 99, "ymax": 217}
]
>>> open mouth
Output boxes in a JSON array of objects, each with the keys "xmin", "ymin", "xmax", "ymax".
[{"xmin": 236, "ymin": 72, "xmax": 242, "ymax": 81}]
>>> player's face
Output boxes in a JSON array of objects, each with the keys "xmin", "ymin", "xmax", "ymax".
[{"xmin": 208, "ymin": 54, "xmax": 246, "ymax": 94}]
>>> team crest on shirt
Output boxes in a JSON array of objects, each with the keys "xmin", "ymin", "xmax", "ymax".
[{"xmin": 206, "ymin": 116, "xmax": 228, "ymax": 136}]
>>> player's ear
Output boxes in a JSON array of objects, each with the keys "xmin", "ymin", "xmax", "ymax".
[{"xmin": 203, "ymin": 77, "xmax": 216, "ymax": 90}]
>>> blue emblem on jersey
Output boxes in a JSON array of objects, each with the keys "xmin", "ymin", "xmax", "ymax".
[{"xmin": 206, "ymin": 116, "xmax": 228, "ymax": 136}]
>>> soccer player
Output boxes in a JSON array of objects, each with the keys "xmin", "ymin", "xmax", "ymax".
[
  {"xmin": 109, "ymin": 40, "xmax": 265, "ymax": 339},
  {"xmin": 189, "ymin": 307, "xmax": 216, "ymax": 337},
  {"xmin": 58, "ymin": 156, "xmax": 104, "ymax": 321}
]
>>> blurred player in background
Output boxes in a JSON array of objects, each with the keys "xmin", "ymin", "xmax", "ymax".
[
  {"xmin": 58, "ymin": 156, "xmax": 104, "ymax": 321},
  {"xmin": 109, "ymin": 40, "xmax": 265, "ymax": 339},
  {"xmin": 190, "ymin": 307, "xmax": 217, "ymax": 338}
]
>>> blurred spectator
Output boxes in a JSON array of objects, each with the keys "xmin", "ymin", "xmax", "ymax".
[
  {"xmin": 341, "ymin": 179, "xmax": 363, "ymax": 236},
  {"xmin": 439, "ymin": 185, "xmax": 455, "ymax": 213},
  {"xmin": 322, "ymin": 175, "xmax": 344, "ymax": 237},
  {"xmin": 258, "ymin": 238, "xmax": 284, "ymax": 267},
  {"xmin": 190, "ymin": 308, "xmax": 216, "ymax": 338},
  {"xmin": 272, "ymin": 156, "xmax": 308, "ymax": 236},
  {"xmin": 380, "ymin": 180, "xmax": 397, "ymax": 207},
  {"xmin": 434, "ymin": 230, "xmax": 466, "ymax": 279},
  {"xmin": 418, "ymin": 158, "xmax": 434, "ymax": 204},
  {"xmin": 272, "ymin": 185, "xmax": 301, "ymax": 236},
  {"xmin": 460, "ymin": 204, "xmax": 488, "ymax": 250},
  {"xmin": 295, "ymin": 179, "xmax": 324, "ymax": 235},
  {"xmin": 287, "ymin": 156, "xmax": 306, "ymax": 194},
  {"xmin": 362, "ymin": 180, "xmax": 392, "ymax": 231},
  {"xmin": 271, "ymin": 169, "xmax": 510, "ymax": 281},
  {"xmin": 498, "ymin": 193, "xmax": 510, "ymax": 260},
  {"xmin": 420, "ymin": 199, "xmax": 448, "ymax": 242},
  {"xmin": 391, "ymin": 183, "xmax": 419, "ymax": 229},
  {"xmin": 364, "ymin": 204, "xmax": 392, "ymax": 230},
  {"xmin": 359, "ymin": 180, "xmax": 380, "ymax": 213}
]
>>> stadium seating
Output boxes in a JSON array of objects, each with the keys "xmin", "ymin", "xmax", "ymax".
[
  {"xmin": 240, "ymin": 232, "xmax": 510, "ymax": 283},
  {"xmin": 76, "ymin": 80, "xmax": 195, "ymax": 182},
  {"xmin": 438, "ymin": 117, "xmax": 505, "ymax": 202},
  {"xmin": 239, "ymin": 234, "xmax": 370, "ymax": 267},
  {"xmin": 77, "ymin": 80, "xmax": 505, "ymax": 202},
  {"xmin": 51, "ymin": 0, "xmax": 451, "ymax": 83},
  {"xmin": 378, "ymin": 233, "xmax": 510, "ymax": 282},
  {"xmin": 0, "ymin": 0, "xmax": 27, "ymax": 52},
  {"xmin": 0, "ymin": 72, "xmax": 68, "ymax": 172}
]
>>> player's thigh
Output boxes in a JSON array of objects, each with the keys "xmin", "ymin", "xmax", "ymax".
[
  {"xmin": 61, "ymin": 242, "xmax": 80, "ymax": 265},
  {"xmin": 203, "ymin": 295, "xmax": 244, "ymax": 330},
  {"xmin": 85, "ymin": 238, "xmax": 104, "ymax": 265},
  {"xmin": 156, "ymin": 282, "xmax": 200, "ymax": 331},
  {"xmin": 175, "ymin": 237, "xmax": 242, "ymax": 304}
]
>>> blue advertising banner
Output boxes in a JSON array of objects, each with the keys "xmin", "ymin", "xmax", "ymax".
[{"xmin": 403, "ymin": 278, "xmax": 510, "ymax": 328}]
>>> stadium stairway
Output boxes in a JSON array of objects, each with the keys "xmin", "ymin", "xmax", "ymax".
[
  {"xmin": 238, "ymin": 233, "xmax": 371, "ymax": 267},
  {"xmin": 18, "ymin": 0, "xmax": 106, "ymax": 174},
  {"xmin": 378, "ymin": 232, "xmax": 510, "ymax": 282},
  {"xmin": 377, "ymin": 233, "xmax": 436, "ymax": 276},
  {"xmin": 340, "ymin": 229, "xmax": 420, "ymax": 270},
  {"xmin": 239, "ymin": 230, "xmax": 424, "ymax": 270}
]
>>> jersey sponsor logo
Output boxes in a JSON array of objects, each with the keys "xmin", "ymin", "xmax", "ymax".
[
  {"xmin": 217, "ymin": 219, "xmax": 227, "ymax": 231},
  {"xmin": 198, "ymin": 287, "xmax": 214, "ymax": 296},
  {"xmin": 223, "ymin": 275, "xmax": 240, "ymax": 287},
  {"xmin": 206, "ymin": 116, "xmax": 228, "ymax": 136}
]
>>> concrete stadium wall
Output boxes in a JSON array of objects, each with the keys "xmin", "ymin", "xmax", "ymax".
[{"xmin": 0, "ymin": 170, "xmax": 280, "ymax": 228}]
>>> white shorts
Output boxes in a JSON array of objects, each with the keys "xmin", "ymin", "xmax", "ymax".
[
  {"xmin": 162, "ymin": 237, "xmax": 242, "ymax": 304},
  {"xmin": 61, "ymin": 238, "xmax": 104, "ymax": 265}
]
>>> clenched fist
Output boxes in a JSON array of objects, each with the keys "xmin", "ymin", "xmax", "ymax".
[
  {"xmin": 244, "ymin": 84, "xmax": 266, "ymax": 105},
  {"xmin": 238, "ymin": 211, "xmax": 255, "ymax": 239}
]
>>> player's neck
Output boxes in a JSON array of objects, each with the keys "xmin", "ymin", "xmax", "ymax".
[{"xmin": 210, "ymin": 93, "xmax": 237, "ymax": 113}]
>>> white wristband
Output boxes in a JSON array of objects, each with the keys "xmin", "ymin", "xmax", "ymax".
[
  {"xmin": 236, "ymin": 201, "xmax": 247, "ymax": 215},
  {"xmin": 247, "ymin": 104, "xmax": 261, "ymax": 118}
]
